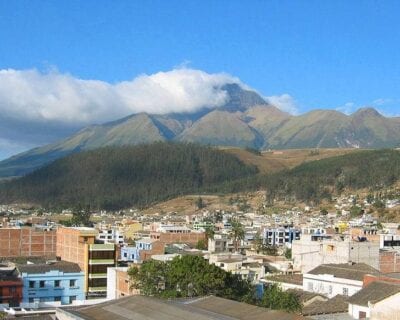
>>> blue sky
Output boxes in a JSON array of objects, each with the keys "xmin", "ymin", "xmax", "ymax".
[{"xmin": 0, "ymin": 0, "xmax": 399, "ymax": 158}]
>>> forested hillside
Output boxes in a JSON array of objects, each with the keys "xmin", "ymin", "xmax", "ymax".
[
  {"xmin": 210, "ymin": 149, "xmax": 400, "ymax": 204},
  {"xmin": 0, "ymin": 143, "xmax": 258, "ymax": 209}
]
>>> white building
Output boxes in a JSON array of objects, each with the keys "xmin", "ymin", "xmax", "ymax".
[
  {"xmin": 303, "ymin": 263, "xmax": 380, "ymax": 299},
  {"xmin": 97, "ymin": 229, "xmax": 124, "ymax": 244},
  {"xmin": 348, "ymin": 281, "xmax": 400, "ymax": 320},
  {"xmin": 292, "ymin": 234, "xmax": 380, "ymax": 273}
]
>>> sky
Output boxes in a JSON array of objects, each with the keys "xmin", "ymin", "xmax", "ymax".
[{"xmin": 0, "ymin": 0, "xmax": 399, "ymax": 159}]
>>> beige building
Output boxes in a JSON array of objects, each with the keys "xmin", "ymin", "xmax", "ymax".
[{"xmin": 56, "ymin": 227, "xmax": 116, "ymax": 298}]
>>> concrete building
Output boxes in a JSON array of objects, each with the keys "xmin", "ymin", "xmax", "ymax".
[
  {"xmin": 120, "ymin": 238, "xmax": 165, "ymax": 263},
  {"xmin": 379, "ymin": 249, "xmax": 400, "ymax": 273},
  {"xmin": 0, "ymin": 227, "xmax": 56, "ymax": 258},
  {"xmin": 208, "ymin": 234, "xmax": 228, "ymax": 253},
  {"xmin": 19, "ymin": 261, "xmax": 84, "ymax": 306},
  {"xmin": 292, "ymin": 234, "xmax": 380, "ymax": 273},
  {"xmin": 263, "ymin": 227, "xmax": 300, "ymax": 247},
  {"xmin": 56, "ymin": 227, "xmax": 117, "ymax": 298},
  {"xmin": 303, "ymin": 263, "xmax": 380, "ymax": 299},
  {"xmin": 106, "ymin": 267, "xmax": 138, "ymax": 300},
  {"xmin": 97, "ymin": 229, "xmax": 124, "ymax": 245}
]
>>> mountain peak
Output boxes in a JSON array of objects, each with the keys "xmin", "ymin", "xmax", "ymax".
[
  {"xmin": 352, "ymin": 107, "xmax": 382, "ymax": 118},
  {"xmin": 218, "ymin": 83, "xmax": 267, "ymax": 112}
]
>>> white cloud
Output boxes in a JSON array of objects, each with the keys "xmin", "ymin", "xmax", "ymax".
[
  {"xmin": 0, "ymin": 68, "xmax": 243, "ymax": 125},
  {"xmin": 265, "ymin": 94, "xmax": 299, "ymax": 115},
  {"xmin": 336, "ymin": 102, "xmax": 356, "ymax": 115}
]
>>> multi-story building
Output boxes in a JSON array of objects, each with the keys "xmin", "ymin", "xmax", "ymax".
[
  {"xmin": 208, "ymin": 234, "xmax": 228, "ymax": 253},
  {"xmin": 18, "ymin": 261, "xmax": 85, "ymax": 306},
  {"xmin": 56, "ymin": 227, "xmax": 117, "ymax": 298},
  {"xmin": 263, "ymin": 227, "xmax": 300, "ymax": 247},
  {"xmin": 0, "ymin": 227, "xmax": 56, "ymax": 257},
  {"xmin": 106, "ymin": 266, "xmax": 138, "ymax": 300},
  {"xmin": 0, "ymin": 266, "xmax": 23, "ymax": 307},
  {"xmin": 120, "ymin": 238, "xmax": 164, "ymax": 263},
  {"xmin": 292, "ymin": 234, "xmax": 380, "ymax": 273},
  {"xmin": 97, "ymin": 229, "xmax": 124, "ymax": 245}
]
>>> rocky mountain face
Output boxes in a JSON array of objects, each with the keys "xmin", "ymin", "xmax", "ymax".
[{"xmin": 0, "ymin": 83, "xmax": 399, "ymax": 177}]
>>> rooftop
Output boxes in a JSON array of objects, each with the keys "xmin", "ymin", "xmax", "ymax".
[
  {"xmin": 348, "ymin": 281, "xmax": 400, "ymax": 307},
  {"xmin": 302, "ymin": 295, "xmax": 349, "ymax": 316},
  {"xmin": 17, "ymin": 261, "xmax": 82, "ymax": 274},
  {"xmin": 265, "ymin": 274, "xmax": 303, "ymax": 286},
  {"xmin": 307, "ymin": 263, "xmax": 380, "ymax": 281},
  {"xmin": 59, "ymin": 295, "xmax": 304, "ymax": 320}
]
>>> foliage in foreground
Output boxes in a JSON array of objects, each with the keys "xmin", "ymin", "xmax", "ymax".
[{"xmin": 128, "ymin": 255, "xmax": 301, "ymax": 313}]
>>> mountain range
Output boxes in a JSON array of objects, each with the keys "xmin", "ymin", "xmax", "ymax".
[{"xmin": 1, "ymin": 83, "xmax": 399, "ymax": 178}]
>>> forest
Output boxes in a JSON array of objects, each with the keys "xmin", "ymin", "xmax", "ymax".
[{"xmin": 0, "ymin": 144, "xmax": 399, "ymax": 209}]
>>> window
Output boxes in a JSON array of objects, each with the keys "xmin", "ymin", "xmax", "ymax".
[
  {"xmin": 329, "ymin": 285, "xmax": 332, "ymax": 295},
  {"xmin": 29, "ymin": 298, "xmax": 34, "ymax": 303},
  {"xmin": 70, "ymin": 280, "xmax": 76, "ymax": 287},
  {"xmin": 307, "ymin": 282, "xmax": 313, "ymax": 291},
  {"xmin": 69, "ymin": 296, "xmax": 76, "ymax": 304},
  {"xmin": 54, "ymin": 296, "xmax": 61, "ymax": 302},
  {"xmin": 343, "ymin": 287, "xmax": 349, "ymax": 296},
  {"xmin": 54, "ymin": 280, "xmax": 61, "ymax": 288},
  {"xmin": 39, "ymin": 281, "xmax": 45, "ymax": 288},
  {"xmin": 29, "ymin": 281, "xmax": 35, "ymax": 288}
]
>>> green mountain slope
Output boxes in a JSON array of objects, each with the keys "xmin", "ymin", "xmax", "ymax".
[{"xmin": 0, "ymin": 143, "xmax": 258, "ymax": 209}]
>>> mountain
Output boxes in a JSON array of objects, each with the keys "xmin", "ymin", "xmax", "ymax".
[
  {"xmin": 0, "ymin": 143, "xmax": 258, "ymax": 209},
  {"xmin": 0, "ymin": 83, "xmax": 399, "ymax": 178}
]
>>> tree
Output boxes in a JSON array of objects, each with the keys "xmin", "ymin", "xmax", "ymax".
[
  {"xmin": 196, "ymin": 197, "xmax": 206, "ymax": 209},
  {"xmin": 254, "ymin": 231, "xmax": 264, "ymax": 253},
  {"xmin": 128, "ymin": 255, "xmax": 251, "ymax": 300},
  {"xmin": 195, "ymin": 239, "xmax": 207, "ymax": 250},
  {"xmin": 230, "ymin": 220, "xmax": 245, "ymax": 252},
  {"xmin": 260, "ymin": 284, "xmax": 301, "ymax": 313},
  {"xmin": 284, "ymin": 248, "xmax": 292, "ymax": 259}
]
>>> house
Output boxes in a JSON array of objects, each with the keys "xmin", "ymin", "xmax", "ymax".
[
  {"xmin": 120, "ymin": 238, "xmax": 164, "ymax": 263},
  {"xmin": 303, "ymin": 263, "xmax": 380, "ymax": 298},
  {"xmin": 348, "ymin": 281, "xmax": 400, "ymax": 319},
  {"xmin": 0, "ymin": 265, "xmax": 23, "ymax": 308},
  {"xmin": 18, "ymin": 261, "xmax": 85, "ymax": 307}
]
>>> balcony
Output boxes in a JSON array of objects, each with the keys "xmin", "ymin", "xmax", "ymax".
[
  {"xmin": 88, "ymin": 259, "xmax": 115, "ymax": 265},
  {"xmin": 88, "ymin": 286, "xmax": 107, "ymax": 292},
  {"xmin": 89, "ymin": 244, "xmax": 115, "ymax": 251},
  {"xmin": 88, "ymin": 273, "xmax": 108, "ymax": 279}
]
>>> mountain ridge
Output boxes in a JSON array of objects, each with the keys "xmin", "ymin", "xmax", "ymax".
[{"xmin": 0, "ymin": 83, "xmax": 399, "ymax": 178}]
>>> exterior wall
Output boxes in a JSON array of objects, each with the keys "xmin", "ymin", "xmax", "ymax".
[
  {"xmin": 151, "ymin": 232, "xmax": 205, "ymax": 246},
  {"xmin": 263, "ymin": 228, "xmax": 300, "ymax": 247},
  {"xmin": 21, "ymin": 270, "xmax": 85, "ymax": 305},
  {"xmin": 370, "ymin": 292, "xmax": 400, "ymax": 320},
  {"xmin": 303, "ymin": 273, "xmax": 363, "ymax": 298},
  {"xmin": 107, "ymin": 267, "xmax": 139, "ymax": 300},
  {"xmin": 0, "ymin": 228, "xmax": 56, "ymax": 257},
  {"xmin": 0, "ymin": 280, "xmax": 23, "ymax": 306},
  {"xmin": 122, "ymin": 222, "xmax": 143, "ymax": 240},
  {"xmin": 379, "ymin": 250, "xmax": 400, "ymax": 273},
  {"xmin": 348, "ymin": 303, "xmax": 370, "ymax": 319},
  {"xmin": 292, "ymin": 236, "xmax": 379, "ymax": 273}
]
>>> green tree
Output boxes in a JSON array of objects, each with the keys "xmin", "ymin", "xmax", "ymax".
[
  {"xmin": 196, "ymin": 197, "xmax": 206, "ymax": 209},
  {"xmin": 284, "ymin": 248, "xmax": 292, "ymax": 259},
  {"xmin": 260, "ymin": 283, "xmax": 301, "ymax": 313},
  {"xmin": 229, "ymin": 220, "xmax": 245, "ymax": 252},
  {"xmin": 195, "ymin": 239, "xmax": 207, "ymax": 250}
]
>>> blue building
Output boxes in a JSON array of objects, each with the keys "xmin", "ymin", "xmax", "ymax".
[
  {"xmin": 263, "ymin": 227, "xmax": 301, "ymax": 247},
  {"xmin": 18, "ymin": 261, "xmax": 85, "ymax": 305},
  {"xmin": 121, "ymin": 238, "xmax": 156, "ymax": 262}
]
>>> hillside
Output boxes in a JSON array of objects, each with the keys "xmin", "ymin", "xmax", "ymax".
[
  {"xmin": 0, "ymin": 84, "xmax": 399, "ymax": 178},
  {"xmin": 210, "ymin": 149, "xmax": 400, "ymax": 204},
  {"xmin": 0, "ymin": 143, "xmax": 258, "ymax": 210}
]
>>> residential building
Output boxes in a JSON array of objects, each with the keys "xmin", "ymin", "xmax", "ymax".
[
  {"xmin": 292, "ymin": 234, "xmax": 380, "ymax": 273},
  {"xmin": 0, "ymin": 266, "xmax": 23, "ymax": 307},
  {"xmin": 106, "ymin": 266, "xmax": 138, "ymax": 300},
  {"xmin": 263, "ymin": 227, "xmax": 300, "ymax": 247},
  {"xmin": 379, "ymin": 249, "xmax": 400, "ymax": 273},
  {"xmin": 120, "ymin": 238, "xmax": 164, "ymax": 263},
  {"xmin": 348, "ymin": 281, "xmax": 400, "ymax": 319},
  {"xmin": 208, "ymin": 234, "xmax": 228, "ymax": 253},
  {"xmin": 303, "ymin": 263, "xmax": 380, "ymax": 298},
  {"xmin": 0, "ymin": 227, "xmax": 56, "ymax": 257},
  {"xmin": 56, "ymin": 227, "xmax": 117, "ymax": 298},
  {"xmin": 97, "ymin": 229, "xmax": 124, "ymax": 245},
  {"xmin": 18, "ymin": 261, "xmax": 84, "ymax": 306}
]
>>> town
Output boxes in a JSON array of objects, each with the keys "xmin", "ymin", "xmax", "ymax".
[{"xmin": 0, "ymin": 190, "xmax": 400, "ymax": 320}]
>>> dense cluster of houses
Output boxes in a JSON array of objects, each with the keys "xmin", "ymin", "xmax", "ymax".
[{"xmin": 0, "ymin": 193, "xmax": 400, "ymax": 319}]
